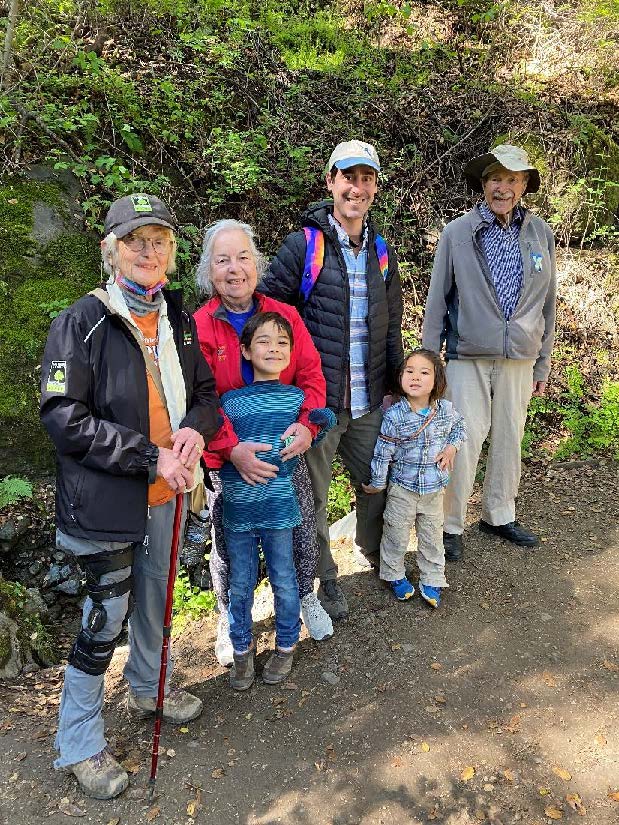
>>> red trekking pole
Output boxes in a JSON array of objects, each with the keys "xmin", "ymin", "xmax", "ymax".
[{"xmin": 149, "ymin": 492, "xmax": 184, "ymax": 798}]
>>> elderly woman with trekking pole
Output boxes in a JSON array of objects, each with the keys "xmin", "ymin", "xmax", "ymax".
[{"xmin": 40, "ymin": 194, "xmax": 220, "ymax": 800}]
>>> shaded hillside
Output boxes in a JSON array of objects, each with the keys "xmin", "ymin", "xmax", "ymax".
[{"xmin": 0, "ymin": 0, "xmax": 617, "ymax": 470}]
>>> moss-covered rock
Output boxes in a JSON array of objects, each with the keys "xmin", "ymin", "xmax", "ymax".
[
  {"xmin": 0, "ymin": 576, "xmax": 58, "ymax": 671},
  {"xmin": 0, "ymin": 172, "xmax": 100, "ymax": 474}
]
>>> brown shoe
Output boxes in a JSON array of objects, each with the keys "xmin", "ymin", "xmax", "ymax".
[
  {"xmin": 127, "ymin": 688, "xmax": 203, "ymax": 723},
  {"xmin": 262, "ymin": 649, "xmax": 295, "ymax": 685},
  {"xmin": 71, "ymin": 749, "xmax": 129, "ymax": 800},
  {"xmin": 230, "ymin": 647, "xmax": 255, "ymax": 691}
]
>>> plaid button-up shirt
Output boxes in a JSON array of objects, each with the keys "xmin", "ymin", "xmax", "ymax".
[
  {"xmin": 479, "ymin": 201, "xmax": 524, "ymax": 320},
  {"xmin": 369, "ymin": 397, "xmax": 467, "ymax": 495},
  {"xmin": 328, "ymin": 214, "xmax": 371, "ymax": 419}
]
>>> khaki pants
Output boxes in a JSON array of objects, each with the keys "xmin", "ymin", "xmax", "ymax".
[
  {"xmin": 444, "ymin": 358, "xmax": 534, "ymax": 534},
  {"xmin": 380, "ymin": 483, "xmax": 447, "ymax": 588}
]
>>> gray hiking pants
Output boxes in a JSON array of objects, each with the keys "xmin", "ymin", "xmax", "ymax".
[{"xmin": 54, "ymin": 496, "xmax": 187, "ymax": 768}]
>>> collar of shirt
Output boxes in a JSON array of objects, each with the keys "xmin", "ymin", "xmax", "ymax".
[
  {"xmin": 328, "ymin": 213, "xmax": 369, "ymax": 251},
  {"xmin": 478, "ymin": 200, "xmax": 525, "ymax": 228}
]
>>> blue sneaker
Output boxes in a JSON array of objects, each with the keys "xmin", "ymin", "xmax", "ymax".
[
  {"xmin": 390, "ymin": 578, "xmax": 415, "ymax": 601},
  {"xmin": 419, "ymin": 582, "xmax": 441, "ymax": 608}
]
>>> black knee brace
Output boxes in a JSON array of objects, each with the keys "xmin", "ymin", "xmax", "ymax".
[{"xmin": 68, "ymin": 545, "xmax": 134, "ymax": 676}]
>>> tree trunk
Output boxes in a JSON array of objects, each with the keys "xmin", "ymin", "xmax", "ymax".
[{"xmin": 1, "ymin": 0, "xmax": 20, "ymax": 90}]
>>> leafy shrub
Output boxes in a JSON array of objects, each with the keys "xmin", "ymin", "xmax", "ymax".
[
  {"xmin": 0, "ymin": 476, "xmax": 33, "ymax": 509},
  {"xmin": 173, "ymin": 568, "xmax": 216, "ymax": 627}
]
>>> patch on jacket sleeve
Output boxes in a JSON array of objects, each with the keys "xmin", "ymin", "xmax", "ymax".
[
  {"xmin": 46, "ymin": 360, "xmax": 67, "ymax": 394},
  {"xmin": 530, "ymin": 252, "xmax": 543, "ymax": 272}
]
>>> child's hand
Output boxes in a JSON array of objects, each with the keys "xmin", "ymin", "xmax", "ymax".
[
  {"xmin": 362, "ymin": 483, "xmax": 384, "ymax": 495},
  {"xmin": 436, "ymin": 444, "xmax": 457, "ymax": 471}
]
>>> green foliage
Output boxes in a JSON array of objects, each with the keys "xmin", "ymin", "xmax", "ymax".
[
  {"xmin": 0, "ymin": 578, "xmax": 58, "ymax": 665},
  {"xmin": 523, "ymin": 369, "xmax": 619, "ymax": 460},
  {"xmin": 173, "ymin": 568, "xmax": 216, "ymax": 627},
  {"xmin": 0, "ymin": 476, "xmax": 33, "ymax": 508},
  {"xmin": 327, "ymin": 457, "xmax": 353, "ymax": 524}
]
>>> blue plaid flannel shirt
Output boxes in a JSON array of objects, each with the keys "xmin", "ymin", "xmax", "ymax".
[
  {"xmin": 369, "ymin": 397, "xmax": 467, "ymax": 495},
  {"xmin": 328, "ymin": 214, "xmax": 371, "ymax": 419}
]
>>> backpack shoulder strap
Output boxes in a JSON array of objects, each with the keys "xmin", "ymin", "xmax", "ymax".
[
  {"xmin": 374, "ymin": 233, "xmax": 389, "ymax": 281},
  {"xmin": 300, "ymin": 226, "xmax": 325, "ymax": 303},
  {"xmin": 88, "ymin": 288, "xmax": 167, "ymax": 408}
]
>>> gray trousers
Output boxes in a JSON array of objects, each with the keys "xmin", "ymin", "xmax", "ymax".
[
  {"xmin": 54, "ymin": 496, "xmax": 187, "ymax": 768},
  {"xmin": 444, "ymin": 359, "xmax": 534, "ymax": 534},
  {"xmin": 379, "ymin": 483, "xmax": 448, "ymax": 588},
  {"xmin": 304, "ymin": 407, "xmax": 385, "ymax": 581}
]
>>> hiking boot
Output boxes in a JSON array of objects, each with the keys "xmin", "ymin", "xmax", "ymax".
[
  {"xmin": 262, "ymin": 649, "xmax": 295, "ymax": 685},
  {"xmin": 390, "ymin": 577, "xmax": 415, "ymax": 601},
  {"xmin": 443, "ymin": 532, "xmax": 464, "ymax": 561},
  {"xmin": 70, "ymin": 749, "xmax": 129, "ymax": 800},
  {"xmin": 301, "ymin": 592, "xmax": 334, "ymax": 641},
  {"xmin": 419, "ymin": 582, "xmax": 442, "ymax": 608},
  {"xmin": 127, "ymin": 688, "xmax": 203, "ymax": 723},
  {"xmin": 317, "ymin": 579, "xmax": 349, "ymax": 620},
  {"xmin": 230, "ymin": 648, "xmax": 255, "ymax": 691},
  {"xmin": 215, "ymin": 612, "xmax": 234, "ymax": 667}
]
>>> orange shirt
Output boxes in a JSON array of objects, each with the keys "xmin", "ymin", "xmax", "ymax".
[{"xmin": 131, "ymin": 311, "xmax": 175, "ymax": 507}]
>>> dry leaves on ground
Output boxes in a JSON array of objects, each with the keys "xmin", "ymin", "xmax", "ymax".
[
  {"xmin": 58, "ymin": 800, "xmax": 86, "ymax": 818},
  {"xmin": 565, "ymin": 793, "xmax": 586, "ymax": 815},
  {"xmin": 460, "ymin": 766, "xmax": 476, "ymax": 782},
  {"xmin": 552, "ymin": 766, "xmax": 572, "ymax": 781},
  {"xmin": 544, "ymin": 805, "xmax": 563, "ymax": 820}
]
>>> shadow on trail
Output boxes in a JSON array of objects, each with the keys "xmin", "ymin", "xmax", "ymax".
[{"xmin": 0, "ymin": 461, "xmax": 618, "ymax": 824}]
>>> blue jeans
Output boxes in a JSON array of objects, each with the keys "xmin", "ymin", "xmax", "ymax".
[{"xmin": 224, "ymin": 527, "xmax": 301, "ymax": 653}]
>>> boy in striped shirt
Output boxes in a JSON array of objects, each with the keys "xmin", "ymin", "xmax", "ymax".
[{"xmin": 220, "ymin": 312, "xmax": 333, "ymax": 690}]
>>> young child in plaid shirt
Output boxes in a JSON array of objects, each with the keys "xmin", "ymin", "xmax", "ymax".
[{"xmin": 362, "ymin": 349, "xmax": 466, "ymax": 606}]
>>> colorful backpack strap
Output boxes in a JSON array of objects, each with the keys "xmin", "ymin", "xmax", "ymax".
[
  {"xmin": 375, "ymin": 233, "xmax": 389, "ymax": 281},
  {"xmin": 300, "ymin": 227, "xmax": 325, "ymax": 302},
  {"xmin": 300, "ymin": 227, "xmax": 388, "ymax": 303}
]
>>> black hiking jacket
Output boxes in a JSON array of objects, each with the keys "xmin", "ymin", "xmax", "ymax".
[
  {"xmin": 259, "ymin": 201, "xmax": 404, "ymax": 414},
  {"xmin": 40, "ymin": 288, "xmax": 220, "ymax": 542}
]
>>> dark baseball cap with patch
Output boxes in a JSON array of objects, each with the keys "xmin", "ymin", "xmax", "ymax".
[{"xmin": 103, "ymin": 193, "xmax": 176, "ymax": 239}]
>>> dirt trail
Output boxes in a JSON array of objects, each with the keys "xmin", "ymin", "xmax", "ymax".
[{"xmin": 1, "ymin": 459, "xmax": 618, "ymax": 825}]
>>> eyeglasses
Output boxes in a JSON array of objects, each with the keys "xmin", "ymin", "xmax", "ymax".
[{"xmin": 122, "ymin": 235, "xmax": 171, "ymax": 254}]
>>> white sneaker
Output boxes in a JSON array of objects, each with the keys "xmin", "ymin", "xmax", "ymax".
[
  {"xmin": 301, "ymin": 592, "xmax": 334, "ymax": 641},
  {"xmin": 215, "ymin": 613, "xmax": 234, "ymax": 667}
]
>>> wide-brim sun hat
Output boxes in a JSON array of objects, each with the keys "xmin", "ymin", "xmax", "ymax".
[
  {"xmin": 464, "ymin": 144, "xmax": 541, "ymax": 194},
  {"xmin": 104, "ymin": 193, "xmax": 176, "ymax": 239}
]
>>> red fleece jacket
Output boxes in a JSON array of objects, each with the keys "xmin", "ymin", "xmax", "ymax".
[{"xmin": 194, "ymin": 293, "xmax": 326, "ymax": 468}]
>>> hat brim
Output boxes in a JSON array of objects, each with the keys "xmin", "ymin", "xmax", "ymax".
[
  {"xmin": 463, "ymin": 152, "xmax": 540, "ymax": 194},
  {"xmin": 333, "ymin": 157, "xmax": 380, "ymax": 172},
  {"xmin": 110, "ymin": 216, "xmax": 176, "ymax": 239}
]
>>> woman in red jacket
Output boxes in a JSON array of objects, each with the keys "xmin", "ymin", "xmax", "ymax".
[{"xmin": 194, "ymin": 219, "xmax": 333, "ymax": 662}]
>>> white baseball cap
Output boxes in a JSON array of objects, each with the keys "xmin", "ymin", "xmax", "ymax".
[{"xmin": 327, "ymin": 140, "xmax": 380, "ymax": 173}]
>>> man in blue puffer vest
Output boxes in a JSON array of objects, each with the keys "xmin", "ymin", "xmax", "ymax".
[{"xmin": 256, "ymin": 140, "xmax": 404, "ymax": 620}]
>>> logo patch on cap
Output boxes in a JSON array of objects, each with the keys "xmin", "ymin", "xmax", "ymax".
[{"xmin": 131, "ymin": 194, "xmax": 153, "ymax": 214}]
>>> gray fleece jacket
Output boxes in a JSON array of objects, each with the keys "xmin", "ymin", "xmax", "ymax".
[{"xmin": 422, "ymin": 205, "xmax": 557, "ymax": 382}]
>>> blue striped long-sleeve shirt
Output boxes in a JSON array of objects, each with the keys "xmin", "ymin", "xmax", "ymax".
[
  {"xmin": 369, "ymin": 397, "xmax": 467, "ymax": 495},
  {"xmin": 220, "ymin": 382, "xmax": 304, "ymax": 532}
]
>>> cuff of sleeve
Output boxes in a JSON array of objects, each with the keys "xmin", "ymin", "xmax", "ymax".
[{"xmin": 146, "ymin": 445, "xmax": 159, "ymax": 484}]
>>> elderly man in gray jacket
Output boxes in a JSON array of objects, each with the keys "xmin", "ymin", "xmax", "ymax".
[{"xmin": 422, "ymin": 144, "xmax": 557, "ymax": 559}]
